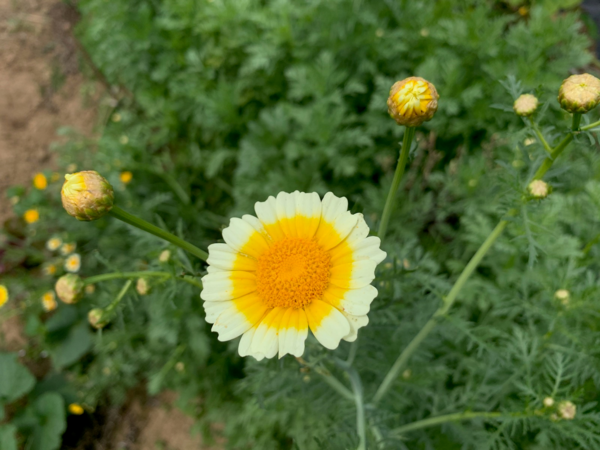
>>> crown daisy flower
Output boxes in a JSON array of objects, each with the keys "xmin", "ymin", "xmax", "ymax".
[
  {"xmin": 200, "ymin": 191, "xmax": 386, "ymax": 360},
  {"xmin": 387, "ymin": 77, "xmax": 439, "ymax": 127},
  {"xmin": 46, "ymin": 237, "xmax": 62, "ymax": 251},
  {"xmin": 65, "ymin": 253, "xmax": 81, "ymax": 273},
  {"xmin": 42, "ymin": 291, "xmax": 57, "ymax": 312}
]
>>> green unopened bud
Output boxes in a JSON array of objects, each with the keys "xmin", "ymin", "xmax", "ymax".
[
  {"xmin": 558, "ymin": 401, "xmax": 576, "ymax": 420},
  {"xmin": 61, "ymin": 171, "xmax": 114, "ymax": 221},
  {"xmin": 558, "ymin": 73, "xmax": 600, "ymax": 114},
  {"xmin": 387, "ymin": 77, "xmax": 439, "ymax": 127},
  {"xmin": 55, "ymin": 274, "xmax": 84, "ymax": 304},
  {"xmin": 528, "ymin": 180, "xmax": 550, "ymax": 199},
  {"xmin": 88, "ymin": 308, "xmax": 108, "ymax": 329},
  {"xmin": 513, "ymin": 94, "xmax": 538, "ymax": 117}
]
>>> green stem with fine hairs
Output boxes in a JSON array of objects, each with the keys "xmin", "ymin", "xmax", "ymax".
[
  {"xmin": 378, "ymin": 127, "xmax": 416, "ymax": 241},
  {"xmin": 109, "ymin": 206, "xmax": 208, "ymax": 261},
  {"xmin": 84, "ymin": 271, "xmax": 203, "ymax": 289},
  {"xmin": 372, "ymin": 219, "xmax": 509, "ymax": 405},
  {"xmin": 390, "ymin": 411, "xmax": 511, "ymax": 436},
  {"xmin": 529, "ymin": 118, "xmax": 552, "ymax": 155}
]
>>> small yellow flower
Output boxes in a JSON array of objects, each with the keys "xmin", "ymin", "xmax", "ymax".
[
  {"xmin": 33, "ymin": 173, "xmax": 48, "ymax": 190},
  {"xmin": 68, "ymin": 403, "xmax": 84, "ymax": 415},
  {"xmin": 43, "ymin": 264, "xmax": 57, "ymax": 276},
  {"xmin": 0, "ymin": 285, "xmax": 8, "ymax": 309},
  {"xmin": 518, "ymin": 6, "xmax": 528, "ymax": 16},
  {"xmin": 10, "ymin": 196, "xmax": 19, "ymax": 205},
  {"xmin": 112, "ymin": 113, "xmax": 122, "ymax": 122},
  {"xmin": 558, "ymin": 73, "xmax": 600, "ymax": 114},
  {"xmin": 60, "ymin": 242, "xmax": 77, "ymax": 255},
  {"xmin": 136, "ymin": 278, "xmax": 149, "ymax": 295},
  {"xmin": 387, "ymin": 77, "xmax": 439, "ymax": 127},
  {"xmin": 159, "ymin": 250, "xmax": 171, "ymax": 262},
  {"xmin": 55, "ymin": 274, "xmax": 84, "ymax": 304},
  {"xmin": 24, "ymin": 209, "xmax": 39, "ymax": 224},
  {"xmin": 120, "ymin": 171, "xmax": 133, "ymax": 184},
  {"xmin": 42, "ymin": 291, "xmax": 57, "ymax": 312},
  {"xmin": 543, "ymin": 397, "xmax": 555, "ymax": 407},
  {"xmin": 65, "ymin": 254, "xmax": 81, "ymax": 273},
  {"xmin": 119, "ymin": 135, "xmax": 129, "ymax": 145},
  {"xmin": 46, "ymin": 237, "xmax": 62, "ymax": 251},
  {"xmin": 555, "ymin": 289, "xmax": 570, "ymax": 305},
  {"xmin": 85, "ymin": 284, "xmax": 96, "ymax": 294}
]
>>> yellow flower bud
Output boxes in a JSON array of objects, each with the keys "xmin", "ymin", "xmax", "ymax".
[
  {"xmin": 85, "ymin": 284, "xmax": 96, "ymax": 295},
  {"xmin": 558, "ymin": 73, "xmax": 600, "ymax": 114},
  {"xmin": 513, "ymin": 94, "xmax": 538, "ymax": 117},
  {"xmin": 387, "ymin": 77, "xmax": 439, "ymax": 127},
  {"xmin": 68, "ymin": 403, "xmax": 85, "ymax": 415},
  {"xmin": 24, "ymin": 209, "xmax": 39, "ymax": 224},
  {"xmin": 64, "ymin": 254, "xmax": 82, "ymax": 273},
  {"xmin": 543, "ymin": 397, "xmax": 554, "ymax": 407},
  {"xmin": 558, "ymin": 401, "xmax": 576, "ymax": 420},
  {"xmin": 55, "ymin": 274, "xmax": 84, "ymax": 304},
  {"xmin": 33, "ymin": 173, "xmax": 48, "ymax": 190},
  {"xmin": 0, "ymin": 285, "xmax": 8, "ymax": 309},
  {"xmin": 46, "ymin": 237, "xmax": 62, "ymax": 251},
  {"xmin": 528, "ymin": 180, "xmax": 550, "ymax": 199},
  {"xmin": 61, "ymin": 171, "xmax": 114, "ymax": 221},
  {"xmin": 554, "ymin": 289, "xmax": 570, "ymax": 305},
  {"xmin": 88, "ymin": 308, "xmax": 107, "ymax": 329},
  {"xmin": 60, "ymin": 242, "xmax": 77, "ymax": 256},
  {"xmin": 136, "ymin": 278, "xmax": 149, "ymax": 295},
  {"xmin": 159, "ymin": 250, "xmax": 171, "ymax": 262}
]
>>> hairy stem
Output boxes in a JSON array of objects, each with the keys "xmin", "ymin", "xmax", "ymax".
[
  {"xmin": 109, "ymin": 206, "xmax": 208, "ymax": 261},
  {"xmin": 373, "ymin": 219, "xmax": 509, "ymax": 404},
  {"xmin": 390, "ymin": 411, "xmax": 507, "ymax": 436},
  {"xmin": 378, "ymin": 127, "xmax": 416, "ymax": 241},
  {"xmin": 84, "ymin": 271, "xmax": 202, "ymax": 289},
  {"xmin": 529, "ymin": 118, "xmax": 552, "ymax": 155}
]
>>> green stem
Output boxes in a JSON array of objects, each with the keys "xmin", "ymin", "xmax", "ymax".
[
  {"xmin": 390, "ymin": 411, "xmax": 506, "ymax": 436},
  {"xmin": 84, "ymin": 271, "xmax": 202, "ymax": 289},
  {"xmin": 532, "ymin": 133, "xmax": 573, "ymax": 181},
  {"xmin": 529, "ymin": 118, "xmax": 552, "ymax": 155},
  {"xmin": 104, "ymin": 280, "xmax": 132, "ymax": 317},
  {"xmin": 581, "ymin": 119, "xmax": 600, "ymax": 131},
  {"xmin": 314, "ymin": 367, "xmax": 355, "ymax": 402},
  {"xmin": 109, "ymin": 206, "xmax": 208, "ymax": 261},
  {"xmin": 372, "ymin": 219, "xmax": 509, "ymax": 405},
  {"xmin": 572, "ymin": 113, "xmax": 582, "ymax": 131},
  {"xmin": 378, "ymin": 127, "xmax": 416, "ymax": 241},
  {"xmin": 346, "ymin": 367, "xmax": 367, "ymax": 450}
]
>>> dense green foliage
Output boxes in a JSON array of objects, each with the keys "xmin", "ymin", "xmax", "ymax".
[{"xmin": 3, "ymin": 0, "xmax": 600, "ymax": 448}]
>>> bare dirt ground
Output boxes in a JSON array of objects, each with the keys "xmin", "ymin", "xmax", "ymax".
[{"xmin": 0, "ymin": 1, "xmax": 219, "ymax": 448}]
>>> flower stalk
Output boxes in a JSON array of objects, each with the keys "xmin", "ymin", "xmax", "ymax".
[
  {"xmin": 378, "ymin": 127, "xmax": 416, "ymax": 241},
  {"xmin": 84, "ymin": 270, "xmax": 202, "ymax": 289},
  {"xmin": 390, "ymin": 411, "xmax": 509, "ymax": 436},
  {"xmin": 109, "ymin": 206, "xmax": 208, "ymax": 261}
]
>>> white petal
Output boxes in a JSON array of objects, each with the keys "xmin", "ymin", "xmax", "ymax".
[
  {"xmin": 200, "ymin": 271, "xmax": 256, "ymax": 301},
  {"xmin": 250, "ymin": 307, "xmax": 285, "ymax": 359},
  {"xmin": 211, "ymin": 304, "xmax": 254, "ymax": 341},
  {"xmin": 323, "ymin": 285, "xmax": 378, "ymax": 316},
  {"xmin": 254, "ymin": 195, "xmax": 286, "ymax": 241},
  {"xmin": 278, "ymin": 308, "xmax": 308, "ymax": 358},
  {"xmin": 341, "ymin": 312, "xmax": 369, "ymax": 342},
  {"xmin": 206, "ymin": 243, "xmax": 256, "ymax": 272},
  {"xmin": 321, "ymin": 192, "xmax": 348, "ymax": 223},
  {"xmin": 305, "ymin": 300, "xmax": 350, "ymax": 350},
  {"xmin": 330, "ymin": 260, "xmax": 377, "ymax": 289},
  {"xmin": 276, "ymin": 191, "xmax": 299, "ymax": 237},
  {"xmin": 295, "ymin": 192, "xmax": 322, "ymax": 238},
  {"xmin": 239, "ymin": 327, "xmax": 266, "ymax": 361},
  {"xmin": 203, "ymin": 299, "xmax": 232, "ymax": 324},
  {"xmin": 222, "ymin": 217, "xmax": 270, "ymax": 258}
]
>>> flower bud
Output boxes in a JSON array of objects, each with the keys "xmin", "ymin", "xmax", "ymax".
[
  {"xmin": 543, "ymin": 397, "xmax": 554, "ymax": 407},
  {"xmin": 558, "ymin": 401, "xmax": 576, "ymax": 420},
  {"xmin": 88, "ymin": 308, "xmax": 107, "ymax": 329},
  {"xmin": 55, "ymin": 274, "xmax": 84, "ymax": 304},
  {"xmin": 558, "ymin": 73, "xmax": 600, "ymax": 114},
  {"xmin": 61, "ymin": 171, "xmax": 114, "ymax": 221},
  {"xmin": 528, "ymin": 180, "xmax": 550, "ymax": 199},
  {"xmin": 554, "ymin": 289, "xmax": 570, "ymax": 305},
  {"xmin": 387, "ymin": 77, "xmax": 439, "ymax": 127},
  {"xmin": 136, "ymin": 278, "xmax": 149, "ymax": 295},
  {"xmin": 513, "ymin": 94, "xmax": 538, "ymax": 117},
  {"xmin": 68, "ymin": 403, "xmax": 84, "ymax": 415}
]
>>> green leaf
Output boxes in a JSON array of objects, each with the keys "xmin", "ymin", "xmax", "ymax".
[
  {"xmin": 0, "ymin": 353, "xmax": 36, "ymax": 403},
  {"xmin": 50, "ymin": 322, "xmax": 92, "ymax": 369},
  {"xmin": 30, "ymin": 393, "xmax": 66, "ymax": 450},
  {"xmin": 0, "ymin": 424, "xmax": 18, "ymax": 450}
]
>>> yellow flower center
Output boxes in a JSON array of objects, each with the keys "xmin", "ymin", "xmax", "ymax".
[
  {"xmin": 33, "ymin": 173, "xmax": 47, "ymax": 190},
  {"xmin": 393, "ymin": 80, "xmax": 433, "ymax": 119},
  {"xmin": 24, "ymin": 209, "xmax": 39, "ymax": 224},
  {"xmin": 256, "ymin": 238, "xmax": 332, "ymax": 309}
]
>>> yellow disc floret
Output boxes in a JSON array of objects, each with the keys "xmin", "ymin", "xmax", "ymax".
[
  {"xmin": 387, "ymin": 77, "xmax": 439, "ymax": 127},
  {"xmin": 256, "ymin": 238, "xmax": 332, "ymax": 309},
  {"xmin": 24, "ymin": 209, "xmax": 39, "ymax": 224},
  {"xmin": 33, "ymin": 173, "xmax": 47, "ymax": 190}
]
